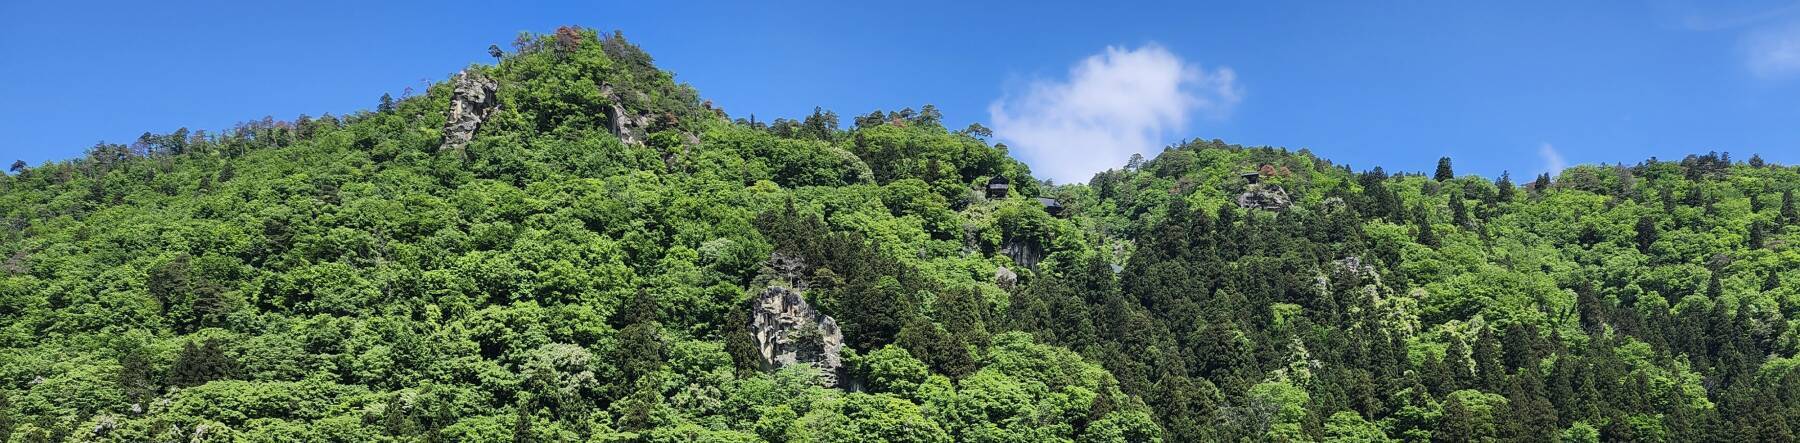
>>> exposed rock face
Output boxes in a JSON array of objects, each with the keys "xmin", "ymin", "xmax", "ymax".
[
  {"xmin": 749, "ymin": 286, "xmax": 844, "ymax": 387},
  {"xmin": 1002, "ymin": 237, "xmax": 1044, "ymax": 270},
  {"xmin": 1332, "ymin": 255, "xmax": 1380, "ymax": 285},
  {"xmin": 994, "ymin": 266, "xmax": 1018, "ymax": 289},
  {"xmin": 439, "ymin": 70, "xmax": 498, "ymax": 152},
  {"xmin": 1236, "ymin": 183, "xmax": 1291, "ymax": 211},
  {"xmin": 602, "ymin": 83, "xmax": 651, "ymax": 146}
]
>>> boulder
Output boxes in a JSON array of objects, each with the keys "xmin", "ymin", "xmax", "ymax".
[
  {"xmin": 1236, "ymin": 183, "xmax": 1291, "ymax": 211},
  {"xmin": 749, "ymin": 286, "xmax": 845, "ymax": 387},
  {"xmin": 994, "ymin": 266, "xmax": 1018, "ymax": 289},
  {"xmin": 438, "ymin": 70, "xmax": 498, "ymax": 152}
]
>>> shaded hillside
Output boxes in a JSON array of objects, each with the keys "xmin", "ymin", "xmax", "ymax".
[{"xmin": 1, "ymin": 26, "xmax": 1798, "ymax": 442}]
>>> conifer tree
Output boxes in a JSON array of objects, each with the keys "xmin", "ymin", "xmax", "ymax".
[
  {"xmin": 1635, "ymin": 216, "xmax": 1658, "ymax": 253},
  {"xmin": 1495, "ymin": 171, "xmax": 1515, "ymax": 202},
  {"xmin": 1448, "ymin": 191, "xmax": 1470, "ymax": 229},
  {"xmin": 171, "ymin": 338, "xmax": 236, "ymax": 386},
  {"xmin": 1435, "ymin": 157, "xmax": 1454, "ymax": 181},
  {"xmin": 1436, "ymin": 396, "xmax": 1478, "ymax": 443},
  {"xmin": 1782, "ymin": 189, "xmax": 1796, "ymax": 225},
  {"xmin": 0, "ymin": 390, "xmax": 12, "ymax": 443},
  {"xmin": 1414, "ymin": 205, "xmax": 1439, "ymax": 247},
  {"xmin": 511, "ymin": 400, "xmax": 533, "ymax": 443}
]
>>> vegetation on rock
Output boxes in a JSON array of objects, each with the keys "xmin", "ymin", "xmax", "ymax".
[{"xmin": 1, "ymin": 26, "xmax": 1797, "ymax": 442}]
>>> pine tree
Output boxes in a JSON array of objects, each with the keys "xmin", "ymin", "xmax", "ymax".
[
  {"xmin": 1534, "ymin": 173, "xmax": 1552, "ymax": 193},
  {"xmin": 1435, "ymin": 157, "xmax": 1455, "ymax": 181},
  {"xmin": 378, "ymin": 93, "xmax": 396, "ymax": 113}
]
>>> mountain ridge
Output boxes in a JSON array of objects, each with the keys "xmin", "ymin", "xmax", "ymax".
[{"xmin": 1, "ymin": 26, "xmax": 1798, "ymax": 442}]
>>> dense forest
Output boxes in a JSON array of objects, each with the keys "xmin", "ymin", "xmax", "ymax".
[{"xmin": 1, "ymin": 27, "xmax": 1798, "ymax": 442}]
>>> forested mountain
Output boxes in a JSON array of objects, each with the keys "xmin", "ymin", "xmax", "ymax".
[{"xmin": 1, "ymin": 27, "xmax": 1797, "ymax": 442}]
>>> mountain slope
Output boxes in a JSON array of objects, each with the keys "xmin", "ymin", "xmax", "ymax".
[{"xmin": 1, "ymin": 26, "xmax": 1798, "ymax": 442}]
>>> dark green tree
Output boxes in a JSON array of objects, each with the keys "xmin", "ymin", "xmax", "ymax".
[
  {"xmin": 1415, "ymin": 205, "xmax": 1439, "ymax": 247},
  {"xmin": 1436, "ymin": 396, "xmax": 1478, "ymax": 443},
  {"xmin": 0, "ymin": 390, "xmax": 12, "ymax": 442},
  {"xmin": 511, "ymin": 400, "xmax": 533, "ymax": 443},
  {"xmin": 1635, "ymin": 216, "xmax": 1658, "ymax": 253},
  {"xmin": 895, "ymin": 316, "xmax": 976, "ymax": 378},
  {"xmin": 1495, "ymin": 171, "xmax": 1515, "ymax": 202},
  {"xmin": 1748, "ymin": 220, "xmax": 1766, "ymax": 249},
  {"xmin": 378, "ymin": 93, "xmax": 396, "ymax": 113},
  {"xmin": 1448, "ymin": 190, "xmax": 1471, "ymax": 229},
  {"xmin": 171, "ymin": 338, "xmax": 236, "ymax": 386},
  {"xmin": 1435, "ymin": 157, "xmax": 1454, "ymax": 181},
  {"xmin": 1783, "ymin": 189, "xmax": 1797, "ymax": 225}
]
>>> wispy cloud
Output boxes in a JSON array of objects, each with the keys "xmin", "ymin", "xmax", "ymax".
[
  {"xmin": 988, "ymin": 44, "xmax": 1239, "ymax": 184},
  {"xmin": 1745, "ymin": 22, "xmax": 1800, "ymax": 78},
  {"xmin": 1538, "ymin": 143, "xmax": 1567, "ymax": 175}
]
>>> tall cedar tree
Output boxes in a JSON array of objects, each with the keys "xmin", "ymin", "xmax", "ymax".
[
  {"xmin": 171, "ymin": 338, "xmax": 237, "ymax": 386},
  {"xmin": 1495, "ymin": 171, "xmax": 1515, "ymax": 202},
  {"xmin": 1635, "ymin": 217, "xmax": 1658, "ymax": 253},
  {"xmin": 1448, "ymin": 190, "xmax": 1470, "ymax": 229},
  {"xmin": 1435, "ymin": 157, "xmax": 1454, "ymax": 181},
  {"xmin": 1414, "ymin": 205, "xmax": 1439, "ymax": 247},
  {"xmin": 1783, "ymin": 189, "xmax": 1796, "ymax": 225}
]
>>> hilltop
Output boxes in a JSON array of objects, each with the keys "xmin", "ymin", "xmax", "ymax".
[{"xmin": 1, "ymin": 26, "xmax": 1798, "ymax": 442}]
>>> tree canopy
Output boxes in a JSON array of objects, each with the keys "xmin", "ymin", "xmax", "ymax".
[{"xmin": 1, "ymin": 26, "xmax": 1797, "ymax": 442}]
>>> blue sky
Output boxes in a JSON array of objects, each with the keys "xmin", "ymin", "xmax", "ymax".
[{"xmin": 4, "ymin": 1, "xmax": 1799, "ymax": 183}]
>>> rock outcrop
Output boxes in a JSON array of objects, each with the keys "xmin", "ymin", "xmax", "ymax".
[
  {"xmin": 1002, "ymin": 237, "xmax": 1044, "ymax": 270},
  {"xmin": 1236, "ymin": 183, "xmax": 1291, "ymax": 211},
  {"xmin": 439, "ymin": 70, "xmax": 499, "ymax": 152},
  {"xmin": 994, "ymin": 266, "xmax": 1018, "ymax": 289},
  {"xmin": 749, "ymin": 286, "xmax": 845, "ymax": 387},
  {"xmin": 603, "ymin": 83, "xmax": 651, "ymax": 146}
]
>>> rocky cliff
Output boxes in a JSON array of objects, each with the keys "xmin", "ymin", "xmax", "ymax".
[{"xmin": 748, "ymin": 286, "xmax": 845, "ymax": 387}]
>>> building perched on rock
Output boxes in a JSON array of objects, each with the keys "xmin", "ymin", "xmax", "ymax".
[{"xmin": 985, "ymin": 176, "xmax": 1011, "ymax": 199}]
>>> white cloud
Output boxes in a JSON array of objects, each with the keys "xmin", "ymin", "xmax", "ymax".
[
  {"xmin": 1539, "ymin": 143, "xmax": 1567, "ymax": 175},
  {"xmin": 988, "ymin": 44, "xmax": 1239, "ymax": 184},
  {"xmin": 1745, "ymin": 22, "xmax": 1800, "ymax": 78}
]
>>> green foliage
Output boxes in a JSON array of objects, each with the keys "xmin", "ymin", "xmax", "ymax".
[{"xmin": 2, "ymin": 26, "xmax": 1797, "ymax": 442}]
